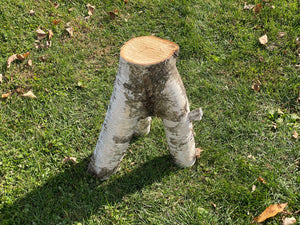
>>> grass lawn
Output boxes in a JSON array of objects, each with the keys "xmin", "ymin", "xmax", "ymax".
[{"xmin": 0, "ymin": 0, "xmax": 299, "ymax": 224}]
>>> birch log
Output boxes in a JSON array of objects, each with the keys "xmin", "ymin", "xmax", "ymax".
[{"xmin": 88, "ymin": 36, "xmax": 203, "ymax": 180}]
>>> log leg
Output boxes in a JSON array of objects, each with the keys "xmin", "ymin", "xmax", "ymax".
[
  {"xmin": 88, "ymin": 76, "xmax": 141, "ymax": 180},
  {"xmin": 158, "ymin": 70, "xmax": 196, "ymax": 167}
]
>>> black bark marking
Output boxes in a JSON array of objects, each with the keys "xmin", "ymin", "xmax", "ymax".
[{"xmin": 113, "ymin": 135, "xmax": 132, "ymax": 144}]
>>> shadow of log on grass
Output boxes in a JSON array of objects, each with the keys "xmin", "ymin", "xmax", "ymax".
[{"xmin": 0, "ymin": 155, "xmax": 177, "ymax": 224}]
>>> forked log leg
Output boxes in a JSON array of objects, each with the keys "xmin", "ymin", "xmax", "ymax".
[
  {"xmin": 89, "ymin": 36, "xmax": 203, "ymax": 180},
  {"xmin": 157, "ymin": 65, "xmax": 197, "ymax": 167}
]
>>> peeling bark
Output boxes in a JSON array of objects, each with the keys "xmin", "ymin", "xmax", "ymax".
[{"xmin": 88, "ymin": 36, "xmax": 202, "ymax": 180}]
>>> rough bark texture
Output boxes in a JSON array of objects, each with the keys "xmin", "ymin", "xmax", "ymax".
[{"xmin": 88, "ymin": 36, "xmax": 202, "ymax": 180}]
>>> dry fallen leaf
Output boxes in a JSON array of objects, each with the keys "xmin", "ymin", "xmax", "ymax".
[
  {"xmin": 7, "ymin": 54, "xmax": 18, "ymax": 68},
  {"xmin": 254, "ymin": 3, "xmax": 263, "ymax": 14},
  {"xmin": 66, "ymin": 27, "xmax": 73, "ymax": 37},
  {"xmin": 258, "ymin": 56, "xmax": 265, "ymax": 62},
  {"xmin": 48, "ymin": 30, "xmax": 54, "ymax": 39},
  {"xmin": 244, "ymin": 3, "xmax": 255, "ymax": 10},
  {"xmin": 247, "ymin": 154, "xmax": 255, "ymax": 160},
  {"xmin": 63, "ymin": 157, "xmax": 77, "ymax": 164},
  {"xmin": 251, "ymin": 185, "xmax": 256, "ymax": 192},
  {"xmin": 257, "ymin": 176, "xmax": 267, "ymax": 184},
  {"xmin": 17, "ymin": 52, "xmax": 30, "ymax": 61},
  {"xmin": 52, "ymin": 19, "xmax": 60, "ymax": 25},
  {"xmin": 254, "ymin": 203, "xmax": 288, "ymax": 222},
  {"xmin": 195, "ymin": 148, "xmax": 204, "ymax": 159},
  {"xmin": 68, "ymin": 7, "xmax": 74, "ymax": 12},
  {"xmin": 0, "ymin": 74, "xmax": 2, "ymax": 84},
  {"xmin": 29, "ymin": 10, "xmax": 35, "ymax": 16},
  {"xmin": 86, "ymin": 3, "xmax": 95, "ymax": 16},
  {"xmin": 1, "ymin": 92, "xmax": 12, "ymax": 98},
  {"xmin": 292, "ymin": 131, "xmax": 299, "ymax": 139},
  {"xmin": 278, "ymin": 32, "xmax": 286, "ymax": 38},
  {"xmin": 16, "ymin": 88, "xmax": 25, "ymax": 94},
  {"xmin": 251, "ymin": 80, "xmax": 261, "ymax": 92},
  {"xmin": 283, "ymin": 217, "xmax": 297, "ymax": 225},
  {"xmin": 259, "ymin": 34, "xmax": 268, "ymax": 45},
  {"xmin": 36, "ymin": 28, "xmax": 47, "ymax": 40},
  {"xmin": 108, "ymin": 11, "xmax": 117, "ymax": 19},
  {"xmin": 21, "ymin": 90, "xmax": 37, "ymax": 99}
]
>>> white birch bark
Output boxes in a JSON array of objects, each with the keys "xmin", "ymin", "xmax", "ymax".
[{"xmin": 88, "ymin": 36, "xmax": 202, "ymax": 180}]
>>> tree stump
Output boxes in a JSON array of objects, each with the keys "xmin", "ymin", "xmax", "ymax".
[{"xmin": 88, "ymin": 36, "xmax": 203, "ymax": 180}]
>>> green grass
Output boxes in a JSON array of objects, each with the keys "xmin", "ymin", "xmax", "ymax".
[{"xmin": 0, "ymin": 0, "xmax": 299, "ymax": 224}]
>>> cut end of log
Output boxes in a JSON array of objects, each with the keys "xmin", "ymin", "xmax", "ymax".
[{"xmin": 120, "ymin": 36, "xmax": 179, "ymax": 65}]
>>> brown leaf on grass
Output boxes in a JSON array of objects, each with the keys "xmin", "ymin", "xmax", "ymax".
[
  {"xmin": 108, "ymin": 10, "xmax": 118, "ymax": 19},
  {"xmin": 36, "ymin": 28, "xmax": 47, "ymax": 40},
  {"xmin": 247, "ymin": 154, "xmax": 255, "ymax": 160},
  {"xmin": 243, "ymin": 3, "xmax": 255, "ymax": 10},
  {"xmin": 254, "ymin": 203, "xmax": 288, "ymax": 222},
  {"xmin": 257, "ymin": 176, "xmax": 267, "ymax": 184},
  {"xmin": 195, "ymin": 148, "xmax": 204, "ymax": 159},
  {"xmin": 292, "ymin": 131, "xmax": 299, "ymax": 139},
  {"xmin": 254, "ymin": 3, "xmax": 263, "ymax": 14},
  {"xmin": 251, "ymin": 80, "xmax": 261, "ymax": 92},
  {"xmin": 86, "ymin": 4, "xmax": 95, "ymax": 16},
  {"xmin": 1, "ymin": 92, "xmax": 12, "ymax": 98},
  {"xmin": 17, "ymin": 52, "xmax": 30, "ymax": 61},
  {"xmin": 66, "ymin": 27, "xmax": 74, "ymax": 37},
  {"xmin": 21, "ymin": 90, "xmax": 37, "ymax": 99},
  {"xmin": 277, "ymin": 32, "xmax": 286, "ymax": 38},
  {"xmin": 29, "ymin": 10, "xmax": 35, "ymax": 16},
  {"xmin": 259, "ymin": 56, "xmax": 265, "ymax": 62},
  {"xmin": 63, "ymin": 157, "xmax": 77, "ymax": 164},
  {"xmin": 48, "ymin": 30, "xmax": 54, "ymax": 39},
  {"xmin": 16, "ymin": 88, "xmax": 25, "ymax": 94},
  {"xmin": 283, "ymin": 217, "xmax": 297, "ymax": 225},
  {"xmin": 124, "ymin": 0, "xmax": 129, "ymax": 3},
  {"xmin": 7, "ymin": 54, "xmax": 18, "ymax": 68},
  {"xmin": 259, "ymin": 34, "xmax": 268, "ymax": 45},
  {"xmin": 52, "ymin": 19, "xmax": 60, "ymax": 25}
]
